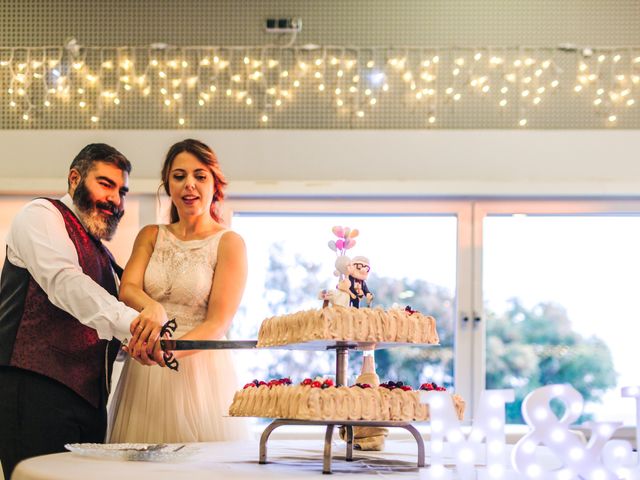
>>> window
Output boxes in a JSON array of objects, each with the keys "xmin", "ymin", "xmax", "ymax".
[
  {"xmin": 483, "ymin": 210, "xmax": 640, "ymax": 425},
  {"xmin": 227, "ymin": 199, "xmax": 465, "ymax": 395}
]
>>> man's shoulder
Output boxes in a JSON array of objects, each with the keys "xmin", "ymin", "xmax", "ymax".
[{"xmin": 14, "ymin": 197, "xmax": 62, "ymax": 221}]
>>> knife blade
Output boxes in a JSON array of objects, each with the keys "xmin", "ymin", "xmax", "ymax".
[{"xmin": 160, "ymin": 339, "xmax": 258, "ymax": 351}]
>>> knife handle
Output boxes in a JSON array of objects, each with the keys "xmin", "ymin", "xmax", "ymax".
[{"xmin": 160, "ymin": 319, "xmax": 179, "ymax": 371}]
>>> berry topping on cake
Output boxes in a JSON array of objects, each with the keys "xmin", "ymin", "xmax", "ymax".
[
  {"xmin": 301, "ymin": 378, "xmax": 313, "ymax": 386},
  {"xmin": 311, "ymin": 380, "xmax": 322, "ymax": 388},
  {"xmin": 419, "ymin": 382, "xmax": 447, "ymax": 391},
  {"xmin": 320, "ymin": 379, "xmax": 334, "ymax": 389},
  {"xmin": 380, "ymin": 380, "xmax": 410, "ymax": 390}
]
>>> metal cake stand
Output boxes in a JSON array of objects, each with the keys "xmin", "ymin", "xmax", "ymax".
[{"xmin": 161, "ymin": 338, "xmax": 437, "ymax": 474}]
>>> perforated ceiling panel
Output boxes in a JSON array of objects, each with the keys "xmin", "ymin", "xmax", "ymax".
[{"xmin": 1, "ymin": 0, "xmax": 639, "ymax": 129}]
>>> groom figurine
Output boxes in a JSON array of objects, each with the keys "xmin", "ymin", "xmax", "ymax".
[
  {"xmin": 0, "ymin": 144, "xmax": 162, "ymax": 478},
  {"xmin": 348, "ymin": 256, "xmax": 374, "ymax": 308}
]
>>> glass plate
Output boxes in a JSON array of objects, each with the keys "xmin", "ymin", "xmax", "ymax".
[{"xmin": 64, "ymin": 443, "xmax": 193, "ymax": 462}]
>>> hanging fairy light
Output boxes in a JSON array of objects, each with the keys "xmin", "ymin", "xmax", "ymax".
[{"xmin": 2, "ymin": 43, "xmax": 640, "ymax": 127}]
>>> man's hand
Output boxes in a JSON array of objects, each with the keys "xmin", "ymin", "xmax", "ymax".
[{"xmin": 125, "ymin": 338, "xmax": 167, "ymax": 367}]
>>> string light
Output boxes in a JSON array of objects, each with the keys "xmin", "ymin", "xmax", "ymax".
[{"xmin": 3, "ymin": 44, "xmax": 640, "ymax": 127}]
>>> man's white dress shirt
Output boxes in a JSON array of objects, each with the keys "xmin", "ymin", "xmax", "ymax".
[{"xmin": 4, "ymin": 194, "xmax": 137, "ymax": 340}]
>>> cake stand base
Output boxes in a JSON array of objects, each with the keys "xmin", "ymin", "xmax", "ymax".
[{"xmin": 258, "ymin": 419, "xmax": 425, "ymax": 474}]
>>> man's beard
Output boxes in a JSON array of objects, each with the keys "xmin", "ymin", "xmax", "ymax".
[{"xmin": 73, "ymin": 180, "xmax": 124, "ymax": 241}]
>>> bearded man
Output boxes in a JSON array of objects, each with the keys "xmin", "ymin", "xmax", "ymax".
[{"xmin": 0, "ymin": 144, "xmax": 164, "ymax": 478}]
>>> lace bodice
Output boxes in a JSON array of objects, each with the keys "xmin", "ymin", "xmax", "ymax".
[{"xmin": 144, "ymin": 225, "xmax": 226, "ymax": 331}]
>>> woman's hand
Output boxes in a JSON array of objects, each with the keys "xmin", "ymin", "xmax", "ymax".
[{"xmin": 128, "ymin": 302, "xmax": 168, "ymax": 356}]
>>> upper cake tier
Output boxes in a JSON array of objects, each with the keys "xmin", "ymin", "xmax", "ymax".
[{"xmin": 257, "ymin": 306, "xmax": 439, "ymax": 347}]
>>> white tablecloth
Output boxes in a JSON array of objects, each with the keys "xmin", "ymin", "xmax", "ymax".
[
  {"xmin": 12, "ymin": 439, "xmax": 435, "ymax": 480},
  {"xmin": 12, "ymin": 438, "xmax": 573, "ymax": 480}
]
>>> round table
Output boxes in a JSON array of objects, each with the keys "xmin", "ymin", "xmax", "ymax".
[{"xmin": 12, "ymin": 439, "xmax": 433, "ymax": 480}]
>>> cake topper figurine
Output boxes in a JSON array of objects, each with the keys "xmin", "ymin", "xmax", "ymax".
[
  {"xmin": 348, "ymin": 255, "xmax": 374, "ymax": 308},
  {"xmin": 319, "ymin": 226, "xmax": 360, "ymax": 307}
]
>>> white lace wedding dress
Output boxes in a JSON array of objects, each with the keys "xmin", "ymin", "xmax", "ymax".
[{"xmin": 108, "ymin": 225, "xmax": 250, "ymax": 443}]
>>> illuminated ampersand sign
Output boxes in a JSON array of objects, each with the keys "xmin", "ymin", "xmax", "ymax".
[{"xmin": 512, "ymin": 384, "xmax": 620, "ymax": 479}]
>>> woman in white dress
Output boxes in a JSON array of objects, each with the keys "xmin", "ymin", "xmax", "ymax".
[{"xmin": 109, "ymin": 139, "xmax": 249, "ymax": 443}]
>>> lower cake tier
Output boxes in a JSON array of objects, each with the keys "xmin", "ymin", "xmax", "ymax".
[
  {"xmin": 229, "ymin": 383, "xmax": 465, "ymax": 422},
  {"xmin": 256, "ymin": 306, "xmax": 439, "ymax": 347}
]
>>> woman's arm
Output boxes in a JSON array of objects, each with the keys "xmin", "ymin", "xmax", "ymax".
[
  {"xmin": 120, "ymin": 225, "xmax": 168, "ymax": 361},
  {"xmin": 169, "ymin": 230, "xmax": 248, "ymax": 359}
]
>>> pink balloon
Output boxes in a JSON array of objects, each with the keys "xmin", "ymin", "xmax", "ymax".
[
  {"xmin": 335, "ymin": 239, "xmax": 345, "ymax": 250},
  {"xmin": 346, "ymin": 238, "xmax": 356, "ymax": 249},
  {"xmin": 332, "ymin": 226, "xmax": 345, "ymax": 237}
]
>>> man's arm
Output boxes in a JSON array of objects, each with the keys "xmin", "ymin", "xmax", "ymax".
[{"xmin": 6, "ymin": 199, "xmax": 137, "ymax": 340}]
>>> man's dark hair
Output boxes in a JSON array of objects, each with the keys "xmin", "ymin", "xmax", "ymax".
[{"xmin": 68, "ymin": 143, "xmax": 131, "ymax": 188}]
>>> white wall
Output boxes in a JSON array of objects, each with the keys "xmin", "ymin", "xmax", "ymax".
[{"xmin": 2, "ymin": 130, "xmax": 640, "ymax": 197}]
